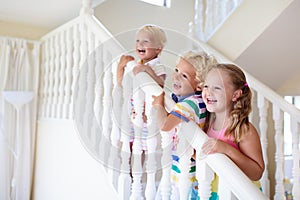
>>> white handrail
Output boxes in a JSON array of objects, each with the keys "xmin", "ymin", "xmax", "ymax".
[
  {"xmin": 181, "ymin": 121, "xmax": 268, "ymax": 200},
  {"xmin": 245, "ymin": 71, "xmax": 300, "ymax": 121}
]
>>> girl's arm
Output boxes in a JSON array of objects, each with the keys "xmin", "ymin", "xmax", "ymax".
[
  {"xmin": 202, "ymin": 123, "xmax": 265, "ymax": 181},
  {"xmin": 133, "ymin": 64, "xmax": 165, "ymax": 87}
]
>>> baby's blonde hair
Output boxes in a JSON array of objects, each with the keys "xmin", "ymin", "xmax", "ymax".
[
  {"xmin": 138, "ymin": 25, "xmax": 167, "ymax": 49},
  {"xmin": 180, "ymin": 51, "xmax": 218, "ymax": 90}
]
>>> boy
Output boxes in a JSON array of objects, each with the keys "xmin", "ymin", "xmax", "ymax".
[{"xmin": 152, "ymin": 51, "xmax": 217, "ymax": 199}]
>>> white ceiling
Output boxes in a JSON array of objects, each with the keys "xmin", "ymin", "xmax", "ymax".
[
  {"xmin": 0, "ymin": 0, "xmax": 104, "ymax": 29},
  {"xmin": 235, "ymin": 0, "xmax": 300, "ymax": 93}
]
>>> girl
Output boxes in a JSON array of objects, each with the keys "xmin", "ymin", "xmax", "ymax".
[{"xmin": 201, "ymin": 63, "xmax": 265, "ymax": 198}]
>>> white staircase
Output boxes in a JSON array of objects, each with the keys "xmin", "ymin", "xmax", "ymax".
[{"xmin": 1, "ymin": 0, "xmax": 299, "ymax": 199}]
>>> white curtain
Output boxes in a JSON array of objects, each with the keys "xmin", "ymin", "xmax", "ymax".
[{"xmin": 0, "ymin": 37, "xmax": 39, "ymax": 200}]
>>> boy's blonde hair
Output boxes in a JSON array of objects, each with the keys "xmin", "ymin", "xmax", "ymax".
[
  {"xmin": 180, "ymin": 51, "xmax": 218, "ymax": 89},
  {"xmin": 138, "ymin": 25, "xmax": 167, "ymax": 49}
]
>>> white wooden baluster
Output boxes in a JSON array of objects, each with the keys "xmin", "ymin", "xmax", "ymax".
[
  {"xmin": 76, "ymin": 22, "xmax": 88, "ymax": 124},
  {"xmin": 177, "ymin": 134, "xmax": 194, "ymax": 199},
  {"xmin": 89, "ymin": 33, "xmax": 100, "ymax": 151},
  {"xmin": 70, "ymin": 24, "xmax": 80, "ymax": 118},
  {"xmin": 102, "ymin": 49, "xmax": 112, "ymax": 138},
  {"xmin": 273, "ymin": 106, "xmax": 285, "ymax": 200},
  {"xmin": 109, "ymin": 60, "xmax": 122, "ymax": 189},
  {"xmin": 218, "ymin": 0, "xmax": 227, "ymax": 26},
  {"xmin": 58, "ymin": 31, "xmax": 66, "ymax": 118},
  {"xmin": 131, "ymin": 78, "xmax": 145, "ymax": 200},
  {"xmin": 84, "ymin": 31, "xmax": 95, "ymax": 139},
  {"xmin": 52, "ymin": 34, "xmax": 60, "ymax": 117},
  {"xmin": 193, "ymin": 0, "xmax": 205, "ymax": 41},
  {"xmin": 257, "ymin": 94, "xmax": 270, "ymax": 197},
  {"xmin": 205, "ymin": 0, "xmax": 214, "ymax": 41},
  {"xmin": 74, "ymin": 27, "xmax": 87, "ymax": 126},
  {"xmin": 133, "ymin": 71, "xmax": 176, "ymax": 199},
  {"xmin": 196, "ymin": 155, "xmax": 214, "ymax": 200},
  {"xmin": 64, "ymin": 28, "xmax": 73, "ymax": 119},
  {"xmin": 118, "ymin": 66, "xmax": 133, "ymax": 200},
  {"xmin": 291, "ymin": 119, "xmax": 300, "ymax": 200},
  {"xmin": 218, "ymin": 176, "xmax": 236, "ymax": 200},
  {"xmin": 79, "ymin": 23, "xmax": 88, "ymax": 71},
  {"xmin": 159, "ymin": 131, "xmax": 172, "ymax": 200},
  {"xmin": 41, "ymin": 40, "xmax": 50, "ymax": 118},
  {"xmin": 47, "ymin": 37, "xmax": 54, "ymax": 117},
  {"xmin": 211, "ymin": 1, "xmax": 218, "ymax": 31},
  {"xmin": 71, "ymin": 23, "xmax": 80, "ymax": 119},
  {"xmin": 94, "ymin": 45, "xmax": 103, "ymax": 152},
  {"xmin": 100, "ymin": 51, "xmax": 113, "ymax": 165},
  {"xmin": 144, "ymin": 96, "xmax": 158, "ymax": 200}
]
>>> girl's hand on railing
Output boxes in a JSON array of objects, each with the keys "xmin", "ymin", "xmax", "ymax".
[{"xmin": 201, "ymin": 138, "xmax": 227, "ymax": 155}]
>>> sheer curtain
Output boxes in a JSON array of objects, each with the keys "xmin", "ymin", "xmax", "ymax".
[{"xmin": 0, "ymin": 37, "xmax": 39, "ymax": 200}]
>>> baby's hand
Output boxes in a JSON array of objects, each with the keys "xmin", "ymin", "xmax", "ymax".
[
  {"xmin": 119, "ymin": 55, "xmax": 135, "ymax": 69},
  {"xmin": 201, "ymin": 138, "xmax": 227, "ymax": 155},
  {"xmin": 117, "ymin": 55, "xmax": 135, "ymax": 86},
  {"xmin": 132, "ymin": 64, "xmax": 149, "ymax": 75},
  {"xmin": 152, "ymin": 92, "xmax": 165, "ymax": 107}
]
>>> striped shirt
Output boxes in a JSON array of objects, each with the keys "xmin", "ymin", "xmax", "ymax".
[{"xmin": 169, "ymin": 92, "xmax": 206, "ymax": 199}]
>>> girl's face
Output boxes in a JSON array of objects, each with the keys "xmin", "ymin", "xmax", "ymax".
[
  {"xmin": 172, "ymin": 58, "xmax": 198, "ymax": 96},
  {"xmin": 202, "ymin": 68, "xmax": 236, "ymax": 115},
  {"xmin": 135, "ymin": 30, "xmax": 161, "ymax": 63}
]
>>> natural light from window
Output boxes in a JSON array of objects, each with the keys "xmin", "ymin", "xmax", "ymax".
[
  {"xmin": 140, "ymin": 0, "xmax": 171, "ymax": 8},
  {"xmin": 284, "ymin": 96, "xmax": 300, "ymax": 156}
]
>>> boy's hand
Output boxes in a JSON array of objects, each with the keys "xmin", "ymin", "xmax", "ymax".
[
  {"xmin": 152, "ymin": 92, "xmax": 165, "ymax": 107},
  {"xmin": 117, "ymin": 55, "xmax": 135, "ymax": 86}
]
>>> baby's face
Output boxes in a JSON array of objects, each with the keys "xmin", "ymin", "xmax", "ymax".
[
  {"xmin": 135, "ymin": 30, "xmax": 161, "ymax": 63},
  {"xmin": 172, "ymin": 58, "xmax": 198, "ymax": 96}
]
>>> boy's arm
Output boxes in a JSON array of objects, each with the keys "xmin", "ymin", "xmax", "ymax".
[
  {"xmin": 152, "ymin": 93, "xmax": 184, "ymax": 131},
  {"xmin": 152, "ymin": 93, "xmax": 168, "ymax": 128},
  {"xmin": 161, "ymin": 114, "xmax": 182, "ymax": 132}
]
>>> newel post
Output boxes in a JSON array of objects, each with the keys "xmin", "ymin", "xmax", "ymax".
[{"xmin": 80, "ymin": 0, "xmax": 94, "ymax": 15}]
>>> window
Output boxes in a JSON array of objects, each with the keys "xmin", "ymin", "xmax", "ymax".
[
  {"xmin": 283, "ymin": 96, "xmax": 300, "ymax": 188},
  {"xmin": 284, "ymin": 96, "xmax": 300, "ymax": 156},
  {"xmin": 140, "ymin": 0, "xmax": 171, "ymax": 8}
]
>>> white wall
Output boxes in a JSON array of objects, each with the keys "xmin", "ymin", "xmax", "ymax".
[
  {"xmin": 32, "ymin": 119, "xmax": 118, "ymax": 200},
  {"xmin": 94, "ymin": 0, "xmax": 194, "ymax": 36},
  {"xmin": 0, "ymin": 20, "xmax": 49, "ymax": 40}
]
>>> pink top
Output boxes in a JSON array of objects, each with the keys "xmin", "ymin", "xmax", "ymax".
[{"xmin": 207, "ymin": 126, "xmax": 239, "ymax": 150}]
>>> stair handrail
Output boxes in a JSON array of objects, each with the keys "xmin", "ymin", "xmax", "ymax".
[{"xmin": 245, "ymin": 71, "xmax": 300, "ymax": 120}]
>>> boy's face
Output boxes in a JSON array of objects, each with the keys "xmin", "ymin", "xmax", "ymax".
[
  {"xmin": 172, "ymin": 58, "xmax": 198, "ymax": 96},
  {"xmin": 135, "ymin": 30, "xmax": 162, "ymax": 63}
]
